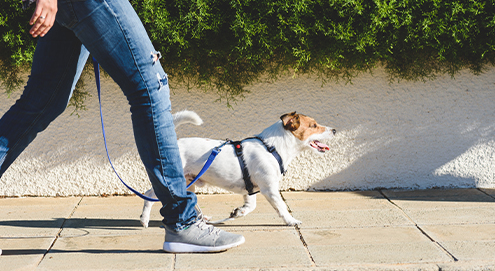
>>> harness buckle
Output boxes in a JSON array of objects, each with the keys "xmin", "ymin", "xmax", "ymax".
[{"xmin": 233, "ymin": 141, "xmax": 243, "ymax": 157}]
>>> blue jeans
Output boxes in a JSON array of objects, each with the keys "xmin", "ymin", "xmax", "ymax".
[{"xmin": 0, "ymin": 0, "xmax": 197, "ymax": 230}]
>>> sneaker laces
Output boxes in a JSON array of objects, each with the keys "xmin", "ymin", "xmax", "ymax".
[
  {"xmin": 194, "ymin": 205, "xmax": 221, "ymax": 237},
  {"xmin": 196, "ymin": 217, "xmax": 221, "ymax": 236}
]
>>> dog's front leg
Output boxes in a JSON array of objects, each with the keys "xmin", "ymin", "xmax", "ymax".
[
  {"xmin": 140, "ymin": 179, "xmax": 197, "ymax": 228},
  {"xmin": 263, "ymin": 188, "xmax": 301, "ymax": 226},
  {"xmin": 140, "ymin": 188, "xmax": 156, "ymax": 228},
  {"xmin": 230, "ymin": 194, "xmax": 257, "ymax": 218}
]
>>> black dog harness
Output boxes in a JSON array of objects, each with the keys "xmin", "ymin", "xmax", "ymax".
[
  {"xmin": 230, "ymin": 137, "xmax": 286, "ymax": 195},
  {"xmin": 95, "ymin": 56, "xmax": 283, "ymax": 201}
]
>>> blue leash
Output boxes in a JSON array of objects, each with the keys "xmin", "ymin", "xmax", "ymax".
[
  {"xmin": 186, "ymin": 140, "xmax": 229, "ymax": 189},
  {"xmin": 92, "ymin": 57, "xmax": 224, "ymax": 201}
]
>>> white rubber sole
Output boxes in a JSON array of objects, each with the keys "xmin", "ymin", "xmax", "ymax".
[{"xmin": 163, "ymin": 236, "xmax": 245, "ymax": 253}]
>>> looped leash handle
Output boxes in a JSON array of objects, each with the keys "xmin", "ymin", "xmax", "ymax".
[{"xmin": 93, "ymin": 57, "xmax": 159, "ymax": 202}]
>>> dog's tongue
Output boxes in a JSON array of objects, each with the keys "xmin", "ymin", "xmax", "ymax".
[{"xmin": 311, "ymin": 140, "xmax": 330, "ymax": 152}]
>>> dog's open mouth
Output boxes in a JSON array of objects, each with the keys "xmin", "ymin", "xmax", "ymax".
[{"xmin": 310, "ymin": 140, "xmax": 330, "ymax": 152}]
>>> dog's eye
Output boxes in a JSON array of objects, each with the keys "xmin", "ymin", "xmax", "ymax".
[{"xmin": 311, "ymin": 124, "xmax": 317, "ymax": 128}]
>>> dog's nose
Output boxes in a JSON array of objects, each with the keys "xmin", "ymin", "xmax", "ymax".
[{"xmin": 332, "ymin": 129, "xmax": 337, "ymax": 135}]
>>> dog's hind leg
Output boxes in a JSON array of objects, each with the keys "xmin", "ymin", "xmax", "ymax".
[
  {"xmin": 262, "ymin": 188, "xmax": 301, "ymax": 226},
  {"xmin": 140, "ymin": 188, "xmax": 156, "ymax": 228},
  {"xmin": 230, "ymin": 194, "xmax": 257, "ymax": 218}
]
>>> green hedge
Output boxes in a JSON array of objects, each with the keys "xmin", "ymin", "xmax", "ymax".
[{"xmin": 1, "ymin": 0, "xmax": 495, "ymax": 107}]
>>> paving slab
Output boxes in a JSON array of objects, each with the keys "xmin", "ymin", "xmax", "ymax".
[
  {"xmin": 395, "ymin": 205, "xmax": 495, "ymax": 225},
  {"xmin": 0, "ymin": 197, "xmax": 81, "ymax": 237},
  {"xmin": 281, "ymin": 191, "xmax": 384, "ymax": 200},
  {"xmin": 196, "ymin": 194, "xmax": 290, "ymax": 229},
  {"xmin": 422, "ymin": 224, "xmax": 495, "ymax": 261},
  {"xmin": 382, "ymin": 188, "xmax": 490, "ymax": 200},
  {"xmin": 480, "ymin": 188, "xmax": 495, "ymax": 198},
  {"xmin": 382, "ymin": 189, "xmax": 495, "ymax": 225},
  {"xmin": 78, "ymin": 196, "xmax": 145, "ymax": 205},
  {"xmin": 300, "ymin": 227, "xmax": 452, "ymax": 266},
  {"xmin": 301, "ymin": 226, "xmax": 431, "ymax": 245},
  {"xmin": 307, "ymin": 242, "xmax": 451, "ymax": 266},
  {"xmin": 422, "ymin": 224, "xmax": 495, "ymax": 242},
  {"xmin": 284, "ymin": 195, "xmax": 393, "ymax": 211},
  {"xmin": 382, "ymin": 189, "xmax": 495, "ymax": 209},
  {"xmin": 60, "ymin": 196, "xmax": 158, "ymax": 237},
  {"xmin": 37, "ymin": 234, "xmax": 171, "ymax": 271},
  {"xmin": 438, "ymin": 240, "xmax": 495, "ymax": 261},
  {"xmin": 283, "ymin": 192, "xmax": 412, "ymax": 229},
  {"xmin": 387, "ymin": 200, "xmax": 495, "ymax": 210},
  {"xmin": 438, "ymin": 260, "xmax": 495, "ymax": 271},
  {"xmin": 195, "ymin": 194, "xmax": 247, "ymax": 215},
  {"xmin": 174, "ymin": 230, "xmax": 311, "ymax": 270},
  {"xmin": 292, "ymin": 209, "xmax": 414, "ymax": 229},
  {"xmin": 257, "ymin": 267, "xmax": 439, "ymax": 271},
  {"xmin": 0, "ymin": 237, "xmax": 54, "ymax": 271}
]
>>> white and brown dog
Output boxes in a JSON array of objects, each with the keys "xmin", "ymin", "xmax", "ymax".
[{"xmin": 140, "ymin": 110, "xmax": 336, "ymax": 226}]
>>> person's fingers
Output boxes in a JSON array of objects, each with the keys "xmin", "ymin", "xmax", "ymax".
[
  {"xmin": 30, "ymin": 13, "xmax": 55, "ymax": 37},
  {"xmin": 29, "ymin": 0, "xmax": 57, "ymax": 38},
  {"xmin": 29, "ymin": 2, "xmax": 43, "ymax": 25}
]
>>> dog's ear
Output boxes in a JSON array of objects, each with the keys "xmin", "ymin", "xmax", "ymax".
[{"xmin": 280, "ymin": 112, "xmax": 300, "ymax": 131}]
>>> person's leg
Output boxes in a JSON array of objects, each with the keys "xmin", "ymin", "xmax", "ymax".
[
  {"xmin": 55, "ymin": 0, "xmax": 198, "ymax": 230},
  {"xmin": 0, "ymin": 22, "xmax": 89, "ymax": 176},
  {"xmin": 56, "ymin": 0, "xmax": 244, "ymax": 252}
]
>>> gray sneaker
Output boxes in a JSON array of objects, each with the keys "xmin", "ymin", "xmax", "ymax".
[{"xmin": 163, "ymin": 215, "xmax": 245, "ymax": 253}]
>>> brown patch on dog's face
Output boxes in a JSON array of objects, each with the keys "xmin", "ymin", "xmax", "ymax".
[
  {"xmin": 289, "ymin": 114, "xmax": 327, "ymax": 141},
  {"xmin": 280, "ymin": 112, "xmax": 300, "ymax": 131},
  {"xmin": 281, "ymin": 112, "xmax": 334, "ymax": 153}
]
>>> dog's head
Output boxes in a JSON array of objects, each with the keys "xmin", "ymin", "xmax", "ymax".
[{"xmin": 281, "ymin": 112, "xmax": 336, "ymax": 153}]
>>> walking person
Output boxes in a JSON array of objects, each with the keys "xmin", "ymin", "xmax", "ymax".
[{"xmin": 0, "ymin": 0, "xmax": 244, "ymax": 253}]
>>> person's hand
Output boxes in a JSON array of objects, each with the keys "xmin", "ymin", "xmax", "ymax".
[{"xmin": 29, "ymin": 0, "xmax": 57, "ymax": 38}]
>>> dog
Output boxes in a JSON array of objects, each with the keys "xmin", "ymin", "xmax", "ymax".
[{"xmin": 140, "ymin": 110, "xmax": 336, "ymax": 226}]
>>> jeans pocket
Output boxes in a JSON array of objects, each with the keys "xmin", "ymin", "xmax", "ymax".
[{"xmin": 56, "ymin": 0, "xmax": 79, "ymax": 28}]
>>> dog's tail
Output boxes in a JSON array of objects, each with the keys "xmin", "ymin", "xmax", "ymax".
[{"xmin": 173, "ymin": 110, "xmax": 203, "ymax": 128}]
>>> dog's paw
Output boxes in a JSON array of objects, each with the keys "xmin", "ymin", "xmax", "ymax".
[
  {"xmin": 285, "ymin": 218, "xmax": 302, "ymax": 226},
  {"xmin": 230, "ymin": 207, "xmax": 248, "ymax": 218},
  {"xmin": 140, "ymin": 215, "xmax": 150, "ymax": 228}
]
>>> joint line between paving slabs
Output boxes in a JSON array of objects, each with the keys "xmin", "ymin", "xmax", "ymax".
[
  {"xmin": 378, "ymin": 190, "xmax": 459, "ymax": 262},
  {"xmin": 36, "ymin": 196, "xmax": 84, "ymax": 267},
  {"xmin": 478, "ymin": 188, "xmax": 495, "ymax": 200},
  {"xmin": 280, "ymin": 192, "xmax": 317, "ymax": 267}
]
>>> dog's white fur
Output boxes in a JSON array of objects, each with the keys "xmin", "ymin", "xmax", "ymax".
[{"xmin": 140, "ymin": 110, "xmax": 336, "ymax": 226}]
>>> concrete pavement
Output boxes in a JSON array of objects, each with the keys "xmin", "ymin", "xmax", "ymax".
[{"xmin": 1, "ymin": 188, "xmax": 495, "ymax": 270}]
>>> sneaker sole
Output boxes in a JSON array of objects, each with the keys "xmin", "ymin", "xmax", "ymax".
[{"xmin": 163, "ymin": 236, "xmax": 245, "ymax": 253}]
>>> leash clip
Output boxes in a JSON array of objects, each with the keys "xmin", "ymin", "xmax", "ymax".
[{"xmin": 211, "ymin": 147, "xmax": 221, "ymax": 157}]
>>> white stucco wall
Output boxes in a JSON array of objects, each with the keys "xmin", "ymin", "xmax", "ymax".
[{"xmin": 1, "ymin": 66, "xmax": 494, "ymax": 196}]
